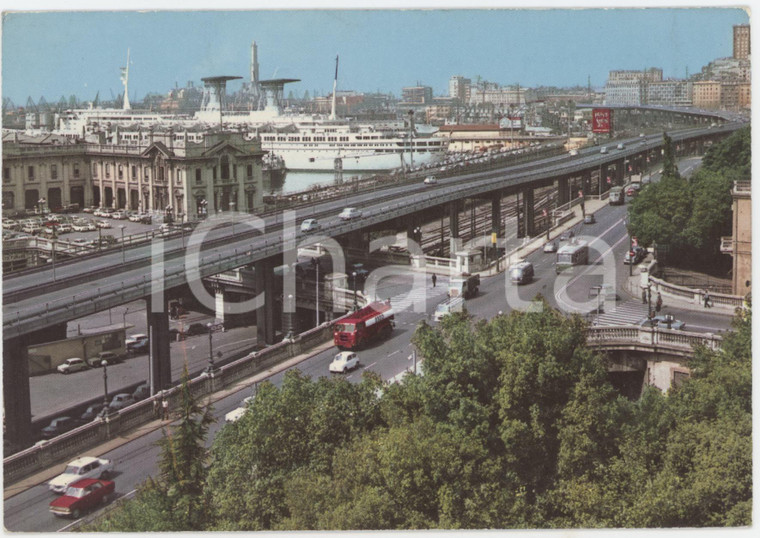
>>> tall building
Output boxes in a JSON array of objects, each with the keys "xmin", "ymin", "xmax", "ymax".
[
  {"xmin": 604, "ymin": 68, "xmax": 663, "ymax": 105},
  {"xmin": 448, "ymin": 76, "xmax": 471, "ymax": 102},
  {"xmin": 400, "ymin": 85, "xmax": 433, "ymax": 106},
  {"xmin": 647, "ymin": 80, "xmax": 693, "ymax": 107},
  {"xmin": 733, "ymin": 24, "xmax": 751, "ymax": 60},
  {"xmin": 691, "ymin": 80, "xmax": 722, "ymax": 109}
]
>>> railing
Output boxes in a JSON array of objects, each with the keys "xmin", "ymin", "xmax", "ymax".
[
  {"xmin": 3, "ymin": 310, "xmax": 358, "ymax": 487},
  {"xmin": 733, "ymin": 180, "xmax": 751, "ymax": 194},
  {"xmin": 648, "ymin": 275, "xmax": 744, "ymax": 308},
  {"xmin": 586, "ymin": 325, "xmax": 722, "ymax": 351}
]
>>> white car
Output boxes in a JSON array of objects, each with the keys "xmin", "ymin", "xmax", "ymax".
[
  {"xmin": 95, "ymin": 220, "xmax": 111, "ymax": 229},
  {"xmin": 338, "ymin": 207, "xmax": 362, "ymax": 221},
  {"xmin": 57, "ymin": 358, "xmax": 89, "ymax": 374},
  {"xmin": 300, "ymin": 219, "xmax": 321, "ymax": 233},
  {"xmin": 329, "ymin": 351, "xmax": 360, "ymax": 373},
  {"xmin": 224, "ymin": 396, "xmax": 255, "ymax": 423},
  {"xmin": 423, "ymin": 176, "xmax": 437, "ymax": 185},
  {"xmin": 48, "ymin": 456, "xmax": 114, "ymax": 494},
  {"xmin": 70, "ymin": 239, "xmax": 90, "ymax": 248},
  {"xmin": 72, "ymin": 222, "xmax": 90, "ymax": 232},
  {"xmin": 543, "ymin": 241, "xmax": 558, "ymax": 253}
]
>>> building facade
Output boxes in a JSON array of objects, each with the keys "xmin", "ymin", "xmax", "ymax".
[
  {"xmin": 691, "ymin": 80, "xmax": 723, "ymax": 109},
  {"xmin": 733, "ymin": 24, "xmax": 751, "ymax": 60},
  {"xmin": 400, "ymin": 86, "xmax": 433, "ymax": 106},
  {"xmin": 2, "ymin": 129, "xmax": 266, "ymax": 220},
  {"xmin": 604, "ymin": 68, "xmax": 664, "ymax": 105}
]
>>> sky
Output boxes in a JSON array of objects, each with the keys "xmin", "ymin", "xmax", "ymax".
[{"xmin": 0, "ymin": 2, "xmax": 751, "ymax": 105}]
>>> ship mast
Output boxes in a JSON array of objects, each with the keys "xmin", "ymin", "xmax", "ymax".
[
  {"xmin": 121, "ymin": 49, "xmax": 131, "ymax": 111},
  {"xmin": 330, "ymin": 55, "xmax": 338, "ymax": 120}
]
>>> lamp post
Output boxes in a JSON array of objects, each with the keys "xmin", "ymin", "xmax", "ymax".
[
  {"xmin": 51, "ymin": 237, "xmax": 57, "ymax": 281},
  {"xmin": 101, "ymin": 359, "xmax": 110, "ymax": 417},
  {"xmin": 285, "ymin": 294, "xmax": 295, "ymax": 340},
  {"xmin": 352, "ymin": 271, "xmax": 358, "ymax": 311},
  {"xmin": 122, "ymin": 307, "xmax": 129, "ymax": 329},
  {"xmin": 119, "ymin": 225, "xmax": 126, "ymax": 264},
  {"xmin": 590, "ymin": 285, "xmax": 603, "ymax": 325}
]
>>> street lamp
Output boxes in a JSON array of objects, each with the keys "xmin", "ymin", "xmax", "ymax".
[
  {"xmin": 122, "ymin": 307, "xmax": 129, "ymax": 329},
  {"xmin": 119, "ymin": 225, "xmax": 126, "ymax": 264},
  {"xmin": 51, "ymin": 237, "xmax": 57, "ymax": 281},
  {"xmin": 206, "ymin": 323, "xmax": 217, "ymax": 373},
  {"xmin": 101, "ymin": 359, "xmax": 111, "ymax": 418},
  {"xmin": 590, "ymin": 285, "xmax": 603, "ymax": 325}
]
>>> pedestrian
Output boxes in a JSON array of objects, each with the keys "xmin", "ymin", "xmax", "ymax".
[
  {"xmin": 432, "ymin": 273, "xmax": 437, "ymax": 288},
  {"xmin": 656, "ymin": 292, "xmax": 662, "ymax": 313},
  {"xmin": 162, "ymin": 396, "xmax": 169, "ymax": 420},
  {"xmin": 642, "ymin": 289, "xmax": 647, "ymax": 304},
  {"xmin": 152, "ymin": 398, "xmax": 159, "ymax": 419},
  {"xmin": 704, "ymin": 291, "xmax": 712, "ymax": 308}
]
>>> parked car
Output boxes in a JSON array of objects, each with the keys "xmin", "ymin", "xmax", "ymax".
[
  {"xmin": 624, "ymin": 246, "xmax": 647, "ymax": 265},
  {"xmin": 108, "ymin": 393, "xmax": 136, "ymax": 411},
  {"xmin": 300, "ymin": 219, "xmax": 321, "ymax": 233},
  {"xmin": 423, "ymin": 175, "xmax": 437, "ymax": 185},
  {"xmin": 637, "ymin": 315, "xmax": 686, "ymax": 331},
  {"xmin": 185, "ymin": 323, "xmax": 209, "ymax": 336},
  {"xmin": 88, "ymin": 351, "xmax": 121, "ymax": 367},
  {"xmin": 543, "ymin": 241, "xmax": 558, "ymax": 253},
  {"xmin": 57, "ymin": 358, "xmax": 89, "ymax": 374},
  {"xmin": 48, "ymin": 456, "xmax": 115, "ymax": 494},
  {"xmin": 77, "ymin": 403, "xmax": 106, "ymax": 424},
  {"xmin": 125, "ymin": 333, "xmax": 149, "ymax": 349},
  {"xmin": 329, "ymin": 351, "xmax": 360, "ymax": 373},
  {"xmin": 132, "ymin": 382, "xmax": 151, "ymax": 401},
  {"xmin": 127, "ymin": 339, "xmax": 149, "ymax": 355},
  {"xmin": 338, "ymin": 207, "xmax": 362, "ymax": 220},
  {"xmin": 49, "ymin": 478, "xmax": 115, "ymax": 519},
  {"xmin": 82, "ymin": 206, "xmax": 97, "ymax": 213},
  {"xmin": 70, "ymin": 238, "xmax": 91, "ymax": 248},
  {"xmin": 583, "ymin": 214, "xmax": 596, "ymax": 224},
  {"xmin": 71, "ymin": 222, "xmax": 91, "ymax": 232},
  {"xmin": 95, "ymin": 219, "xmax": 112, "ymax": 229},
  {"xmin": 40, "ymin": 417, "xmax": 77, "ymax": 439}
]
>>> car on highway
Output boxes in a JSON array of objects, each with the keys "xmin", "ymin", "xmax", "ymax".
[
  {"xmin": 57, "ymin": 358, "xmax": 89, "ymax": 374},
  {"xmin": 423, "ymin": 175, "xmax": 437, "ymax": 185},
  {"xmin": 300, "ymin": 219, "xmax": 321, "ymax": 233},
  {"xmin": 637, "ymin": 315, "xmax": 686, "ymax": 331},
  {"xmin": 583, "ymin": 214, "xmax": 596, "ymax": 224},
  {"xmin": 339, "ymin": 207, "xmax": 362, "ymax": 220},
  {"xmin": 617, "ymin": 143, "xmax": 625, "ymax": 150},
  {"xmin": 40, "ymin": 416, "xmax": 77, "ymax": 439},
  {"xmin": 49, "ymin": 478, "xmax": 115, "ymax": 519},
  {"xmin": 543, "ymin": 241, "xmax": 558, "ymax": 253},
  {"xmin": 125, "ymin": 333, "xmax": 148, "ymax": 349},
  {"xmin": 108, "ymin": 393, "xmax": 136, "ymax": 411},
  {"xmin": 624, "ymin": 246, "xmax": 647, "ymax": 265},
  {"xmin": 568, "ymin": 149, "xmax": 579, "ymax": 156},
  {"xmin": 225, "ymin": 396, "xmax": 255, "ymax": 423},
  {"xmin": 626, "ymin": 184, "xmax": 641, "ymax": 197},
  {"xmin": 600, "ymin": 146, "xmax": 608, "ymax": 154},
  {"xmin": 88, "ymin": 351, "xmax": 121, "ymax": 367},
  {"xmin": 48, "ymin": 456, "xmax": 115, "ymax": 494},
  {"xmin": 329, "ymin": 351, "xmax": 360, "ymax": 373}
]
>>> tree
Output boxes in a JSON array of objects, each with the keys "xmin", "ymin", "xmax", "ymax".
[
  {"xmin": 661, "ymin": 132, "xmax": 681, "ymax": 179},
  {"xmin": 84, "ymin": 369, "xmax": 215, "ymax": 531}
]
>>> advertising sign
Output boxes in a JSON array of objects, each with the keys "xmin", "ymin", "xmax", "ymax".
[{"xmin": 592, "ymin": 108, "xmax": 612, "ymax": 133}]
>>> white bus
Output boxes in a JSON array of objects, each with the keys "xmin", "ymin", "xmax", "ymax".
[{"xmin": 556, "ymin": 242, "xmax": 589, "ymax": 273}]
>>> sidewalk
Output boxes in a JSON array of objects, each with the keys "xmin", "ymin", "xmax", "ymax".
[{"xmin": 4, "ymin": 338, "xmax": 337, "ymax": 500}]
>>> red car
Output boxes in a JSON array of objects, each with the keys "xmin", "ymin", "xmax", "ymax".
[{"xmin": 49, "ymin": 478, "xmax": 115, "ymax": 519}]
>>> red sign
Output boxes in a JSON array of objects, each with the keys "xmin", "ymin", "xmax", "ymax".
[{"xmin": 592, "ymin": 108, "xmax": 612, "ymax": 133}]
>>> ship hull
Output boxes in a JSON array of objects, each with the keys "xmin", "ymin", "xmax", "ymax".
[{"xmin": 267, "ymin": 148, "xmax": 444, "ymax": 171}]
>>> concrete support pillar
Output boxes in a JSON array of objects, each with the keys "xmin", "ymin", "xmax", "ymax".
[
  {"xmin": 601, "ymin": 165, "xmax": 610, "ymax": 193},
  {"xmin": 3, "ymin": 336, "xmax": 32, "ymax": 451},
  {"xmin": 254, "ymin": 257, "xmax": 277, "ymax": 345},
  {"xmin": 449, "ymin": 200, "xmax": 461, "ymax": 255},
  {"xmin": 214, "ymin": 284, "xmax": 225, "ymax": 325},
  {"xmin": 522, "ymin": 188, "xmax": 535, "ymax": 238},
  {"xmin": 616, "ymin": 159, "xmax": 625, "ymax": 185},
  {"xmin": 282, "ymin": 293, "xmax": 297, "ymax": 340},
  {"xmin": 582, "ymin": 170, "xmax": 592, "ymax": 198},
  {"xmin": 147, "ymin": 295, "xmax": 172, "ymax": 393},
  {"xmin": 490, "ymin": 193, "xmax": 501, "ymax": 236},
  {"xmin": 557, "ymin": 176, "xmax": 570, "ymax": 206}
]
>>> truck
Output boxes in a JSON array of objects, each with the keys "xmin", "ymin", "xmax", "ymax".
[
  {"xmin": 333, "ymin": 300, "xmax": 395, "ymax": 350},
  {"xmin": 608, "ymin": 186, "xmax": 624, "ymax": 205},
  {"xmin": 448, "ymin": 273, "xmax": 480, "ymax": 299}
]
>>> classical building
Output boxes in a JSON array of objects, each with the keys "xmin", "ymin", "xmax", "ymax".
[
  {"xmin": 721, "ymin": 180, "xmax": 751, "ymax": 296},
  {"xmin": 2, "ymin": 128, "xmax": 266, "ymax": 220}
]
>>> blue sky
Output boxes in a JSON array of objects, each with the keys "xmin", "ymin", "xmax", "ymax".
[{"xmin": 1, "ymin": 4, "xmax": 750, "ymax": 105}]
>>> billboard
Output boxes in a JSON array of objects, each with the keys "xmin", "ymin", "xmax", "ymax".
[{"xmin": 592, "ymin": 108, "xmax": 612, "ymax": 133}]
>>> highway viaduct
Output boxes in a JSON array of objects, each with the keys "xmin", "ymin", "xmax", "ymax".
[{"xmin": 2, "ymin": 122, "xmax": 742, "ymax": 448}]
